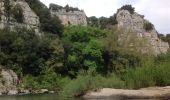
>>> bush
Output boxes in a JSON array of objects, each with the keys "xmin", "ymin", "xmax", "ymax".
[
  {"xmin": 25, "ymin": 0, "xmax": 64, "ymax": 36},
  {"xmin": 0, "ymin": 29, "xmax": 64, "ymax": 77},
  {"xmin": 119, "ymin": 5, "xmax": 135, "ymax": 14},
  {"xmin": 123, "ymin": 57, "xmax": 170, "ymax": 89},
  {"xmin": 22, "ymin": 72, "xmax": 71, "ymax": 91},
  {"xmin": 12, "ymin": 4, "xmax": 24, "ymax": 23},
  {"xmin": 144, "ymin": 22, "xmax": 153, "ymax": 31},
  {"xmin": 61, "ymin": 74, "xmax": 124, "ymax": 97}
]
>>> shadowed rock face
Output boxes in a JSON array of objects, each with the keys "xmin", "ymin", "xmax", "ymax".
[
  {"xmin": 0, "ymin": 0, "xmax": 40, "ymax": 34},
  {"xmin": 116, "ymin": 10, "xmax": 169, "ymax": 55},
  {"xmin": 50, "ymin": 4, "xmax": 87, "ymax": 26}
]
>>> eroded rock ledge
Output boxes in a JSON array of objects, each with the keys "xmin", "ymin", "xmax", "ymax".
[{"xmin": 84, "ymin": 87, "xmax": 170, "ymax": 99}]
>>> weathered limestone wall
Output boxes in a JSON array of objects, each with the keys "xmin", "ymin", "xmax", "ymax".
[
  {"xmin": 0, "ymin": 69, "xmax": 18, "ymax": 95},
  {"xmin": 50, "ymin": 7, "xmax": 87, "ymax": 26},
  {"xmin": 0, "ymin": 0, "xmax": 40, "ymax": 34},
  {"xmin": 116, "ymin": 10, "xmax": 169, "ymax": 55}
]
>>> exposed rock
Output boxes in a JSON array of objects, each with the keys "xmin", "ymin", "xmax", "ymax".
[
  {"xmin": 50, "ymin": 4, "xmax": 87, "ymax": 26},
  {"xmin": 49, "ymin": 91, "xmax": 55, "ymax": 93},
  {"xmin": 116, "ymin": 10, "xmax": 169, "ymax": 55},
  {"xmin": 0, "ymin": 69, "xmax": 19, "ymax": 95},
  {"xmin": 0, "ymin": 0, "xmax": 40, "ymax": 35},
  {"xmin": 84, "ymin": 86, "xmax": 170, "ymax": 99},
  {"xmin": 8, "ymin": 90, "xmax": 18, "ymax": 95},
  {"xmin": 40, "ymin": 89, "xmax": 48, "ymax": 93},
  {"xmin": 18, "ymin": 88, "xmax": 30, "ymax": 94}
]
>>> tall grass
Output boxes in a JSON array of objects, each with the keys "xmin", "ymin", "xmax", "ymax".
[
  {"xmin": 123, "ymin": 53, "xmax": 170, "ymax": 89},
  {"xmin": 60, "ymin": 74, "xmax": 124, "ymax": 97},
  {"xmin": 60, "ymin": 52, "xmax": 170, "ymax": 97}
]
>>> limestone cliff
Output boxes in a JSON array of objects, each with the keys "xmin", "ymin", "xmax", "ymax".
[
  {"xmin": 116, "ymin": 10, "xmax": 169, "ymax": 55},
  {"xmin": 0, "ymin": 69, "xmax": 18, "ymax": 95},
  {"xmin": 50, "ymin": 4, "xmax": 87, "ymax": 26},
  {"xmin": 0, "ymin": 0, "xmax": 40, "ymax": 34}
]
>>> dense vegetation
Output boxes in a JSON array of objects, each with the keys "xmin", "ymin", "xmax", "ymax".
[
  {"xmin": 0, "ymin": 1, "xmax": 170, "ymax": 98},
  {"xmin": 0, "ymin": 26, "xmax": 169, "ymax": 97},
  {"xmin": 118, "ymin": 5, "xmax": 135, "ymax": 14},
  {"xmin": 87, "ymin": 5, "xmax": 135, "ymax": 29},
  {"xmin": 25, "ymin": 0, "xmax": 64, "ymax": 36},
  {"xmin": 158, "ymin": 34, "xmax": 170, "ymax": 45}
]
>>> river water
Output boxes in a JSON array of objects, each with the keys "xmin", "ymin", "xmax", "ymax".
[
  {"xmin": 0, "ymin": 94, "xmax": 83, "ymax": 100},
  {"xmin": 0, "ymin": 94, "xmax": 159, "ymax": 100}
]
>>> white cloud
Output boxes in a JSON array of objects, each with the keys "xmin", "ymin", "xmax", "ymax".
[{"xmin": 40, "ymin": 0, "xmax": 170, "ymax": 34}]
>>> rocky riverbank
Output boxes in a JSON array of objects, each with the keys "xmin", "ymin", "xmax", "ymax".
[
  {"xmin": 0, "ymin": 69, "xmax": 54, "ymax": 95},
  {"xmin": 84, "ymin": 87, "xmax": 170, "ymax": 99}
]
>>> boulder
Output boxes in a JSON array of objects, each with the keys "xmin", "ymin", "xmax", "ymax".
[
  {"xmin": 40, "ymin": 89, "xmax": 49, "ymax": 93},
  {"xmin": 8, "ymin": 90, "xmax": 18, "ymax": 95},
  {"xmin": 0, "ymin": 69, "xmax": 19, "ymax": 95}
]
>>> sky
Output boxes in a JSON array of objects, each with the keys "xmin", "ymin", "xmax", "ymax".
[{"xmin": 40, "ymin": 0, "xmax": 170, "ymax": 34}]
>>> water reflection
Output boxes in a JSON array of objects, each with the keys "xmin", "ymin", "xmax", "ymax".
[
  {"xmin": 0, "ymin": 94, "xmax": 82, "ymax": 100},
  {"xmin": 0, "ymin": 94, "xmax": 161, "ymax": 100}
]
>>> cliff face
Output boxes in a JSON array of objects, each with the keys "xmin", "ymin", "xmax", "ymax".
[
  {"xmin": 116, "ymin": 10, "xmax": 169, "ymax": 55},
  {"xmin": 50, "ymin": 4, "xmax": 87, "ymax": 26},
  {"xmin": 0, "ymin": 69, "xmax": 18, "ymax": 95},
  {"xmin": 0, "ymin": 0, "xmax": 40, "ymax": 34}
]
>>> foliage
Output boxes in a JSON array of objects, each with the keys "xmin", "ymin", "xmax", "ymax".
[
  {"xmin": 88, "ymin": 16, "xmax": 99, "ymax": 27},
  {"xmin": 123, "ymin": 56, "xmax": 170, "ymax": 89},
  {"xmin": 158, "ymin": 34, "xmax": 170, "ymax": 45},
  {"xmin": 144, "ymin": 22, "xmax": 153, "ymax": 31},
  {"xmin": 61, "ymin": 74, "xmax": 124, "ymax": 97},
  {"xmin": 118, "ymin": 5, "xmax": 135, "ymax": 14},
  {"xmin": 63, "ymin": 26, "xmax": 105, "ymax": 77},
  {"xmin": 102, "ymin": 32, "xmax": 143, "ymax": 74},
  {"xmin": 0, "ymin": 29, "xmax": 64, "ymax": 77},
  {"xmin": 50, "ymin": 4, "xmax": 80, "ymax": 12},
  {"xmin": 12, "ymin": 4, "xmax": 24, "ymax": 23},
  {"xmin": 22, "ymin": 72, "xmax": 70, "ymax": 91},
  {"xmin": 88, "ymin": 14, "xmax": 117, "ymax": 29},
  {"xmin": 4, "ymin": 0, "xmax": 11, "ymax": 19},
  {"xmin": 25, "ymin": 0, "xmax": 64, "ymax": 36}
]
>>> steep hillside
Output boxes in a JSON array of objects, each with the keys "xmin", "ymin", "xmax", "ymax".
[{"xmin": 0, "ymin": 0, "xmax": 40, "ymax": 34}]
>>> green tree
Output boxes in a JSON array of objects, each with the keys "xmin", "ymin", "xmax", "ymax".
[
  {"xmin": 63, "ymin": 26, "xmax": 105, "ymax": 77},
  {"xmin": 25, "ymin": 0, "xmax": 64, "ymax": 36},
  {"xmin": 118, "ymin": 5, "xmax": 135, "ymax": 14},
  {"xmin": 12, "ymin": 4, "xmax": 24, "ymax": 23}
]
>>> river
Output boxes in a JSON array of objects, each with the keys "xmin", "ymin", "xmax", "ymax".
[{"xmin": 0, "ymin": 94, "xmax": 83, "ymax": 100}]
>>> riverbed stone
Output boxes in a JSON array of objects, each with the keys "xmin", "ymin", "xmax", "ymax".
[
  {"xmin": 8, "ymin": 90, "xmax": 18, "ymax": 95},
  {"xmin": 40, "ymin": 89, "xmax": 49, "ymax": 93}
]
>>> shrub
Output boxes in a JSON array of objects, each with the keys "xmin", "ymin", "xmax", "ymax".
[
  {"xmin": 60, "ymin": 74, "xmax": 124, "ymax": 97},
  {"xmin": 12, "ymin": 4, "xmax": 24, "ymax": 23},
  {"xmin": 144, "ymin": 22, "xmax": 153, "ymax": 31},
  {"xmin": 123, "ymin": 57, "xmax": 170, "ymax": 89},
  {"xmin": 25, "ymin": 0, "xmax": 64, "ymax": 36},
  {"xmin": 119, "ymin": 5, "xmax": 135, "ymax": 14}
]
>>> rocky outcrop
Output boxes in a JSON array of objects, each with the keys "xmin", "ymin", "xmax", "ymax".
[
  {"xmin": 116, "ymin": 10, "xmax": 169, "ymax": 55},
  {"xmin": 84, "ymin": 87, "xmax": 170, "ymax": 99},
  {"xmin": 0, "ymin": 69, "xmax": 18, "ymax": 95},
  {"xmin": 50, "ymin": 4, "xmax": 87, "ymax": 26},
  {"xmin": 0, "ymin": 0, "xmax": 40, "ymax": 35}
]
